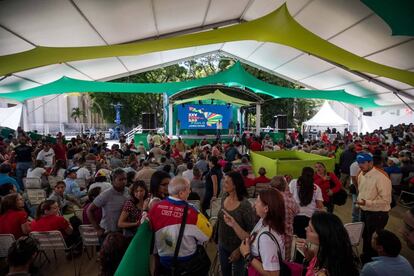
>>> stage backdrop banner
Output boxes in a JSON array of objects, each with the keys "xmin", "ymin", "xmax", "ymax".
[{"xmin": 178, "ymin": 104, "xmax": 232, "ymax": 130}]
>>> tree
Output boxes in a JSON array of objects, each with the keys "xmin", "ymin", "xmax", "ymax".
[{"xmin": 70, "ymin": 107, "xmax": 85, "ymax": 123}]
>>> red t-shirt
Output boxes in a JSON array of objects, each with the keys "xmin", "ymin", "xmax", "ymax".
[
  {"xmin": 313, "ymin": 172, "xmax": 342, "ymax": 203},
  {"xmin": 53, "ymin": 144, "xmax": 67, "ymax": 161},
  {"xmin": 254, "ymin": 175, "xmax": 271, "ymax": 185},
  {"xmin": 250, "ymin": 141, "xmax": 262, "ymax": 151},
  {"xmin": 243, "ymin": 176, "xmax": 256, "ymax": 188},
  {"xmin": 30, "ymin": 215, "xmax": 70, "ymax": 237},
  {"xmin": 0, "ymin": 210, "xmax": 28, "ymax": 239}
]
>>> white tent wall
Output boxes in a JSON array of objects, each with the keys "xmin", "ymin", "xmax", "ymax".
[
  {"xmin": 329, "ymin": 101, "xmax": 360, "ymax": 132},
  {"xmin": 361, "ymin": 110, "xmax": 414, "ymax": 133},
  {"xmin": 0, "ymin": 104, "xmax": 22, "ymax": 130}
]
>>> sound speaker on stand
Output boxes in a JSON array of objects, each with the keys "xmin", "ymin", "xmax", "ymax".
[
  {"xmin": 142, "ymin": 113, "xmax": 156, "ymax": 130},
  {"xmin": 274, "ymin": 114, "xmax": 288, "ymax": 130}
]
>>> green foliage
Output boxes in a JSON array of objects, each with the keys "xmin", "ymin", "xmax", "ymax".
[
  {"xmin": 70, "ymin": 107, "xmax": 85, "ymax": 123},
  {"xmin": 89, "ymin": 54, "xmax": 320, "ymax": 128}
]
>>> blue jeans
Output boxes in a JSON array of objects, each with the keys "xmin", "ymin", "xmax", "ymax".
[
  {"xmin": 16, "ymin": 162, "xmax": 32, "ymax": 190},
  {"xmin": 352, "ymin": 194, "xmax": 361, "ymax": 222},
  {"xmin": 218, "ymin": 245, "xmax": 245, "ymax": 276}
]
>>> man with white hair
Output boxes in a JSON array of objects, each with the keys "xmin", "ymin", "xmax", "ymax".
[{"xmin": 148, "ymin": 176, "xmax": 212, "ymax": 274}]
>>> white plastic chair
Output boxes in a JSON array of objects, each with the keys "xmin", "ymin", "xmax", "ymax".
[
  {"xmin": 74, "ymin": 208, "xmax": 84, "ymax": 222},
  {"xmin": 248, "ymin": 198, "xmax": 256, "ymax": 207},
  {"xmin": 79, "ymin": 225, "xmax": 100, "ymax": 259},
  {"xmin": 247, "ymin": 186, "xmax": 256, "ymax": 198},
  {"xmin": 209, "ymin": 197, "xmax": 222, "ymax": 218},
  {"xmin": 23, "ymin": 177, "xmax": 42, "ymax": 189},
  {"xmin": 0, "ymin": 234, "xmax": 15, "ymax": 258},
  {"xmin": 27, "ymin": 189, "xmax": 46, "ymax": 205},
  {"xmin": 344, "ymin": 222, "xmax": 364, "ymax": 262},
  {"xmin": 30, "ymin": 231, "xmax": 81, "ymax": 276},
  {"xmin": 188, "ymin": 200, "xmax": 201, "ymax": 210},
  {"xmin": 48, "ymin": 175, "xmax": 64, "ymax": 189}
]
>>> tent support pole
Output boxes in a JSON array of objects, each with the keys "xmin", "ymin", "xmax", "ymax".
[
  {"xmin": 357, "ymin": 107, "xmax": 363, "ymax": 134},
  {"xmin": 168, "ymin": 101, "xmax": 173, "ymax": 138},
  {"xmin": 256, "ymin": 103, "xmax": 261, "ymax": 136}
]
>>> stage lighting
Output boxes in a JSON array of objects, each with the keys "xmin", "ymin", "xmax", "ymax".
[
  {"xmin": 227, "ymin": 103, "xmax": 231, "ymax": 109},
  {"xmin": 181, "ymin": 103, "xmax": 185, "ymax": 108},
  {"xmin": 211, "ymin": 99, "xmax": 214, "ymax": 104},
  {"xmin": 198, "ymin": 100, "xmax": 202, "ymax": 105}
]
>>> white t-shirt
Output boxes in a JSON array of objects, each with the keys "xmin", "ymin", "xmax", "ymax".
[
  {"xmin": 27, "ymin": 167, "xmax": 46, "ymax": 179},
  {"xmin": 182, "ymin": 169, "xmax": 194, "ymax": 182},
  {"xmin": 349, "ymin": 161, "xmax": 360, "ymax": 185},
  {"xmin": 36, "ymin": 149, "xmax": 55, "ymax": 168},
  {"xmin": 289, "ymin": 179, "xmax": 323, "ymax": 218},
  {"xmin": 76, "ymin": 167, "xmax": 91, "ymax": 180},
  {"xmin": 250, "ymin": 218, "xmax": 284, "ymax": 271}
]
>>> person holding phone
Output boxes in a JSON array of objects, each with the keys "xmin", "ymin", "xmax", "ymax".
[
  {"xmin": 223, "ymin": 188, "xmax": 285, "ymax": 276},
  {"xmin": 216, "ymin": 172, "xmax": 255, "ymax": 276}
]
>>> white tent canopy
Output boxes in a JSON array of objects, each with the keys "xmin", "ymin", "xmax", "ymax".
[
  {"xmin": 303, "ymin": 101, "xmax": 349, "ymax": 127},
  {"xmin": 0, "ymin": 0, "xmax": 413, "ymax": 110},
  {"xmin": 0, "ymin": 104, "xmax": 22, "ymax": 130}
]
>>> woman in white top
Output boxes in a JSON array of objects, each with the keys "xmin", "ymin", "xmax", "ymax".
[
  {"xmin": 289, "ymin": 167, "xmax": 324, "ymax": 238},
  {"xmin": 27, "ymin": 160, "xmax": 47, "ymax": 179},
  {"xmin": 223, "ymin": 188, "xmax": 285, "ymax": 276}
]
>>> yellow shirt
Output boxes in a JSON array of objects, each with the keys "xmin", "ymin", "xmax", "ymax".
[{"xmin": 357, "ymin": 167, "xmax": 391, "ymax": 212}]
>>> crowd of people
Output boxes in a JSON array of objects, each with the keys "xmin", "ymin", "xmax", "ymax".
[{"xmin": 0, "ymin": 122, "xmax": 413, "ymax": 275}]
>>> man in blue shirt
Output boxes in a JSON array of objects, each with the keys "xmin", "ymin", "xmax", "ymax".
[
  {"xmin": 361, "ymin": 229, "xmax": 414, "ymax": 276},
  {"xmin": 64, "ymin": 167, "xmax": 86, "ymax": 201},
  {"xmin": 0, "ymin": 163, "xmax": 21, "ymax": 192}
]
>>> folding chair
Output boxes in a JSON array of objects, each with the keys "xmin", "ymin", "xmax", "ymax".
[
  {"xmin": 399, "ymin": 191, "xmax": 414, "ymax": 208},
  {"xmin": 48, "ymin": 175, "xmax": 64, "ymax": 189},
  {"xmin": 254, "ymin": 183, "xmax": 270, "ymax": 197},
  {"xmin": 188, "ymin": 200, "xmax": 201, "ymax": 210},
  {"xmin": 344, "ymin": 222, "xmax": 364, "ymax": 264},
  {"xmin": 208, "ymin": 197, "xmax": 222, "ymax": 218},
  {"xmin": 79, "ymin": 225, "xmax": 100, "ymax": 260},
  {"xmin": 27, "ymin": 189, "xmax": 46, "ymax": 206},
  {"xmin": 30, "ymin": 231, "xmax": 81, "ymax": 276},
  {"xmin": 0, "ymin": 234, "xmax": 15, "ymax": 258},
  {"xmin": 247, "ymin": 186, "xmax": 256, "ymax": 198},
  {"xmin": 75, "ymin": 179, "xmax": 86, "ymax": 189},
  {"xmin": 23, "ymin": 178, "xmax": 42, "ymax": 189}
]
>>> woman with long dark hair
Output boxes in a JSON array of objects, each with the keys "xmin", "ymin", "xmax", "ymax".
[
  {"xmin": 217, "ymin": 171, "xmax": 255, "ymax": 276},
  {"xmin": 202, "ymin": 156, "xmax": 223, "ymax": 212},
  {"xmin": 118, "ymin": 181, "xmax": 149, "ymax": 237},
  {"xmin": 297, "ymin": 212, "xmax": 359, "ymax": 276},
  {"xmin": 289, "ymin": 167, "xmax": 323, "ymax": 238},
  {"xmin": 224, "ymin": 188, "xmax": 286, "ymax": 275},
  {"xmin": 148, "ymin": 170, "xmax": 171, "ymax": 209}
]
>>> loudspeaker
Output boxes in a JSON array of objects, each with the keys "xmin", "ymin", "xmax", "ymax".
[
  {"xmin": 363, "ymin": 111, "xmax": 372, "ymax": 116},
  {"xmin": 142, "ymin": 113, "xmax": 155, "ymax": 130},
  {"xmin": 275, "ymin": 114, "xmax": 288, "ymax": 129}
]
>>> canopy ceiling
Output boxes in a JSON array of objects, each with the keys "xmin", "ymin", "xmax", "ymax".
[{"xmin": 0, "ymin": 0, "xmax": 413, "ymax": 110}]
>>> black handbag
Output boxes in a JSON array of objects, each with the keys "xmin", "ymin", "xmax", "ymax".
[
  {"xmin": 329, "ymin": 176, "xmax": 348, "ymax": 206},
  {"xmin": 171, "ymin": 203, "xmax": 211, "ymax": 276}
]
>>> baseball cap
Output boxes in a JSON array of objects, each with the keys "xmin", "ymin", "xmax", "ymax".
[
  {"xmin": 388, "ymin": 157, "xmax": 400, "ymax": 165},
  {"xmin": 356, "ymin": 153, "xmax": 373, "ymax": 164},
  {"xmin": 95, "ymin": 169, "xmax": 108, "ymax": 178},
  {"xmin": 67, "ymin": 166, "xmax": 79, "ymax": 173}
]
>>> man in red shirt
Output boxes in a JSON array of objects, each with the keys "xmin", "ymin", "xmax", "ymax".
[
  {"xmin": 53, "ymin": 137, "xmax": 67, "ymax": 162},
  {"xmin": 254, "ymin": 167, "xmax": 271, "ymax": 185},
  {"xmin": 250, "ymin": 137, "xmax": 262, "ymax": 151}
]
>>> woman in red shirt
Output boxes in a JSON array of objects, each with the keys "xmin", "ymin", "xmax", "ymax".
[
  {"xmin": 0, "ymin": 193, "xmax": 30, "ymax": 239},
  {"xmin": 31, "ymin": 200, "xmax": 74, "ymax": 242},
  {"xmin": 313, "ymin": 162, "xmax": 342, "ymax": 213}
]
